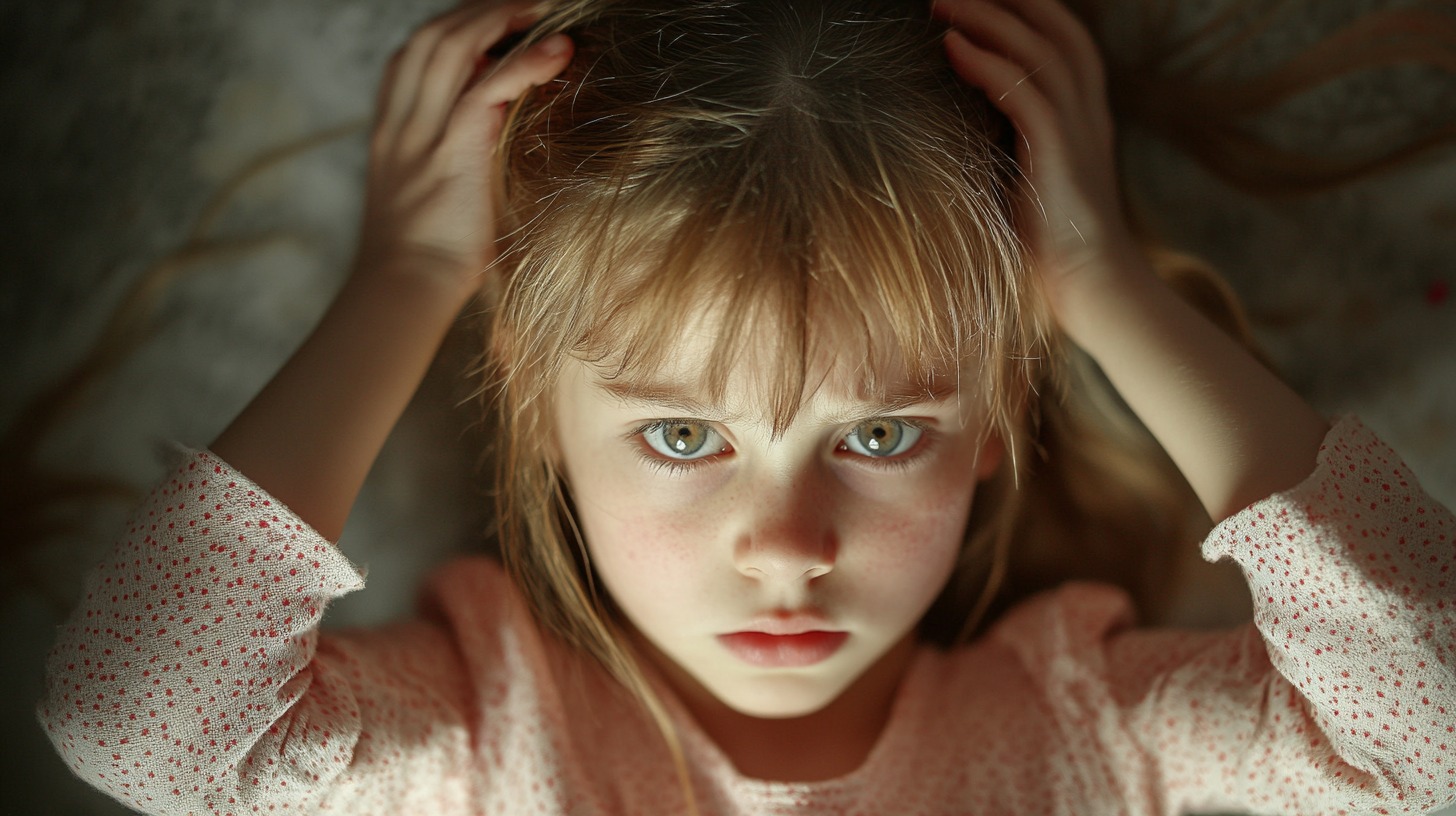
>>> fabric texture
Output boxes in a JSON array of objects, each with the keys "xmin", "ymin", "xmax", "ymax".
[{"xmin": 37, "ymin": 416, "xmax": 1456, "ymax": 815}]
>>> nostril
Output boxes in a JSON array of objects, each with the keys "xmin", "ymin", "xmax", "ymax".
[
  {"xmin": 736, "ymin": 556, "xmax": 832, "ymax": 583},
  {"xmin": 802, "ymin": 564, "xmax": 832, "ymax": 580},
  {"xmin": 734, "ymin": 522, "xmax": 837, "ymax": 582}
]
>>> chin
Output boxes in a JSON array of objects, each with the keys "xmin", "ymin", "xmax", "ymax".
[{"xmin": 705, "ymin": 669, "xmax": 857, "ymax": 719}]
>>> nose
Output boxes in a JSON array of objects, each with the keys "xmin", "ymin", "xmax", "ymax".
[{"xmin": 732, "ymin": 469, "xmax": 838, "ymax": 585}]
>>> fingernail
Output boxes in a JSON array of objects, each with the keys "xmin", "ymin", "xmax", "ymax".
[{"xmin": 539, "ymin": 34, "xmax": 569, "ymax": 56}]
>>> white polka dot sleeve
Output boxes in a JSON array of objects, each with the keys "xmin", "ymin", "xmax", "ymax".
[
  {"xmin": 1107, "ymin": 416, "xmax": 1454, "ymax": 815},
  {"xmin": 36, "ymin": 449, "xmax": 368, "ymax": 815}
]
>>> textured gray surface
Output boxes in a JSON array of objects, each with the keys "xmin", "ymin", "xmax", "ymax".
[{"xmin": 2, "ymin": 1, "xmax": 1452, "ymax": 813}]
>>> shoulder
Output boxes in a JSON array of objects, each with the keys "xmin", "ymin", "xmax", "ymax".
[
  {"xmin": 876, "ymin": 589, "xmax": 1147, "ymax": 804},
  {"xmin": 987, "ymin": 581, "xmax": 1138, "ymax": 664},
  {"xmin": 412, "ymin": 555, "xmax": 542, "ymax": 655},
  {"xmin": 419, "ymin": 554, "xmax": 517, "ymax": 607},
  {"xmin": 905, "ymin": 583, "xmax": 1138, "ymax": 725},
  {"xmin": 975, "ymin": 582, "xmax": 1261, "ymax": 701},
  {"xmin": 407, "ymin": 555, "xmax": 622, "ymax": 705}
]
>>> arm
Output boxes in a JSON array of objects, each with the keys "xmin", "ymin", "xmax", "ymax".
[
  {"xmin": 937, "ymin": 2, "xmax": 1455, "ymax": 812},
  {"xmin": 37, "ymin": 5, "xmax": 572, "ymax": 812},
  {"xmin": 996, "ymin": 419, "xmax": 1456, "ymax": 815},
  {"xmin": 213, "ymin": 267, "xmax": 472, "ymax": 542},
  {"xmin": 212, "ymin": 3, "xmax": 573, "ymax": 541},
  {"xmin": 934, "ymin": 0, "xmax": 1327, "ymax": 522},
  {"xmin": 34, "ymin": 450, "xmax": 492, "ymax": 814},
  {"xmin": 1054, "ymin": 254, "xmax": 1330, "ymax": 521}
]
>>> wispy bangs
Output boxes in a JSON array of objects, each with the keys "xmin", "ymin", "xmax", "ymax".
[{"xmin": 500, "ymin": 119, "xmax": 1044, "ymax": 442}]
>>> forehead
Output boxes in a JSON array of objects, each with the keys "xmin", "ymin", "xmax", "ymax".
[
  {"xmin": 577, "ymin": 294, "xmax": 969, "ymax": 424},
  {"xmin": 544, "ymin": 195, "xmax": 1005, "ymax": 433}
]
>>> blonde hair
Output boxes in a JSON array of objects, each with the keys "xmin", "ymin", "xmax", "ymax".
[
  {"xmin": 13, "ymin": 0, "xmax": 1450, "ymax": 807},
  {"xmin": 481, "ymin": 0, "xmax": 1053, "ymax": 802},
  {"xmin": 467, "ymin": 9, "xmax": 1456, "ymax": 803}
]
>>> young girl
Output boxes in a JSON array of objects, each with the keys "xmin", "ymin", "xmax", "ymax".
[{"xmin": 37, "ymin": 0, "xmax": 1455, "ymax": 813}]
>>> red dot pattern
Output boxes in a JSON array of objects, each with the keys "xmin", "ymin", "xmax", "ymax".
[{"xmin": 35, "ymin": 418, "xmax": 1456, "ymax": 814}]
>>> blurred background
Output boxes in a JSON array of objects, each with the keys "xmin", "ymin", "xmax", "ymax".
[{"xmin": 1, "ymin": 0, "xmax": 1452, "ymax": 813}]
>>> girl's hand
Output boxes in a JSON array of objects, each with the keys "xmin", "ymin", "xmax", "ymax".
[
  {"xmin": 357, "ymin": 1, "xmax": 572, "ymax": 299},
  {"xmin": 935, "ymin": 0, "xmax": 1332, "ymax": 519},
  {"xmin": 933, "ymin": 0, "xmax": 1143, "ymax": 339},
  {"xmin": 212, "ymin": 5, "xmax": 570, "ymax": 539}
]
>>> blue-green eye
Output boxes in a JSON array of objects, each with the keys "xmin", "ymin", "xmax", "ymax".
[
  {"xmin": 642, "ymin": 421, "xmax": 726, "ymax": 460},
  {"xmin": 843, "ymin": 418, "xmax": 921, "ymax": 458}
]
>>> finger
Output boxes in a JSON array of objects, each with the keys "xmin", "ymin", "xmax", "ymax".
[
  {"xmin": 983, "ymin": 0, "xmax": 1106, "ymax": 98},
  {"xmin": 378, "ymin": 3, "xmax": 498, "ymax": 132},
  {"xmin": 381, "ymin": 1, "xmax": 541, "ymax": 141},
  {"xmin": 446, "ymin": 33, "xmax": 573, "ymax": 147},
  {"xmin": 400, "ymin": 3, "xmax": 547, "ymax": 146},
  {"xmin": 943, "ymin": 27, "xmax": 1058, "ymax": 159},
  {"xmin": 933, "ymin": 0, "xmax": 1080, "ymax": 115}
]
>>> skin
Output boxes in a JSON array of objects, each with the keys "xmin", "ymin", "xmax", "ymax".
[
  {"xmin": 213, "ymin": 0, "xmax": 1332, "ymax": 784},
  {"xmin": 933, "ymin": 0, "xmax": 1329, "ymax": 518},
  {"xmin": 551, "ymin": 319, "xmax": 1002, "ymax": 779},
  {"xmin": 212, "ymin": 2, "xmax": 575, "ymax": 539}
]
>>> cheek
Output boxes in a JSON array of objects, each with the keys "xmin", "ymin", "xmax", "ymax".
[
  {"xmin": 842, "ymin": 460, "xmax": 981, "ymax": 601},
  {"xmin": 556, "ymin": 426, "xmax": 673, "ymax": 554},
  {"xmin": 565, "ymin": 464, "xmax": 708, "ymax": 604},
  {"xmin": 853, "ymin": 486, "xmax": 972, "ymax": 568},
  {"xmin": 584, "ymin": 503, "xmax": 700, "ymax": 574}
]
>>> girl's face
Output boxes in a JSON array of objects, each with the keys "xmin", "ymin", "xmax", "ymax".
[{"xmin": 552, "ymin": 316, "xmax": 1001, "ymax": 719}]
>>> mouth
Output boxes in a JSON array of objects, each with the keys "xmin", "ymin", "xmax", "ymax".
[{"xmin": 717, "ymin": 631, "xmax": 849, "ymax": 668}]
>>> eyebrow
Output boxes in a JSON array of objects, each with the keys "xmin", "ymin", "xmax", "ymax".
[
  {"xmin": 595, "ymin": 378, "xmax": 959, "ymax": 422},
  {"xmin": 597, "ymin": 380, "xmax": 737, "ymax": 420}
]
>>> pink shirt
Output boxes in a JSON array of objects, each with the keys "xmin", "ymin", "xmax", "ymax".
[{"xmin": 37, "ymin": 417, "xmax": 1456, "ymax": 814}]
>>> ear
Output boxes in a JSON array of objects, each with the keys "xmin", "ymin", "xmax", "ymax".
[{"xmin": 974, "ymin": 430, "xmax": 1005, "ymax": 481}]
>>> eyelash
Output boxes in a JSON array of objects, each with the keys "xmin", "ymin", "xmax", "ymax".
[
  {"xmin": 628, "ymin": 418, "xmax": 934, "ymax": 474},
  {"xmin": 639, "ymin": 455, "xmax": 703, "ymax": 476},
  {"xmin": 839, "ymin": 419, "xmax": 932, "ymax": 472},
  {"xmin": 630, "ymin": 419, "xmax": 726, "ymax": 475}
]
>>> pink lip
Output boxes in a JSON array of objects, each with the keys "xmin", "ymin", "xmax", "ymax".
[
  {"xmin": 717, "ymin": 631, "xmax": 849, "ymax": 668},
  {"xmin": 739, "ymin": 613, "xmax": 834, "ymax": 636}
]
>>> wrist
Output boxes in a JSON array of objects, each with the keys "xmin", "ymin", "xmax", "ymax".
[
  {"xmin": 1045, "ymin": 242, "xmax": 1162, "ymax": 351},
  {"xmin": 350, "ymin": 251, "xmax": 486, "ymax": 313}
]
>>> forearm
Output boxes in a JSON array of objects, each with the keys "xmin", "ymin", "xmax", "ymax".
[
  {"xmin": 206, "ymin": 1, "xmax": 571, "ymax": 542},
  {"xmin": 1058, "ymin": 248, "xmax": 1330, "ymax": 522},
  {"xmin": 211, "ymin": 266, "xmax": 475, "ymax": 541}
]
